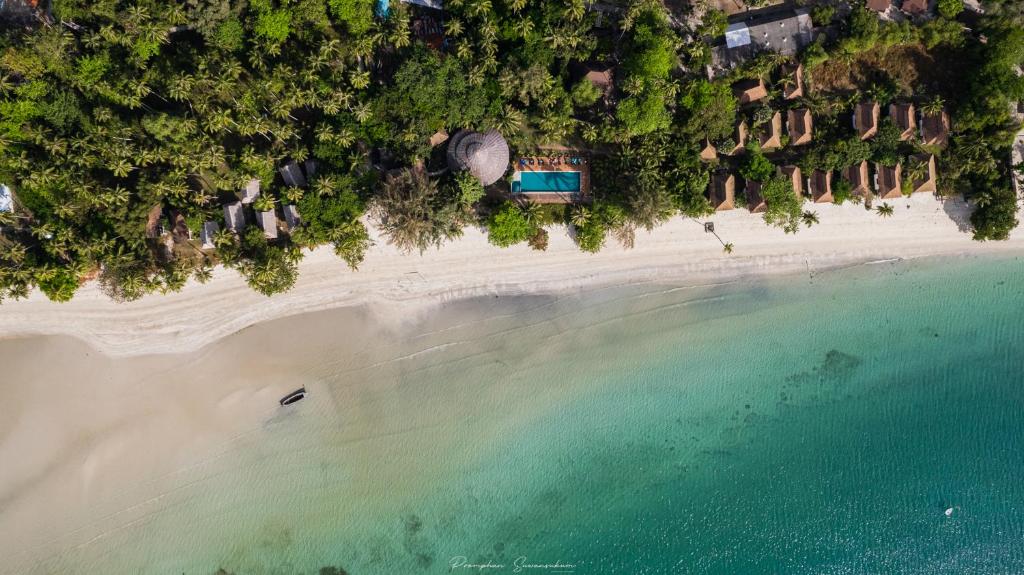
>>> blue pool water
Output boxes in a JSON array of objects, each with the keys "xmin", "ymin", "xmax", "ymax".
[
  {"xmin": 515, "ymin": 171, "xmax": 581, "ymax": 193},
  {"xmin": 375, "ymin": 0, "xmax": 389, "ymax": 17}
]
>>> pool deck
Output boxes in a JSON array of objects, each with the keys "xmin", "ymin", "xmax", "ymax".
[{"xmin": 513, "ymin": 153, "xmax": 591, "ymax": 204}]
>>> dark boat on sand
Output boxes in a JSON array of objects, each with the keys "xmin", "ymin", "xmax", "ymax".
[{"xmin": 279, "ymin": 387, "xmax": 307, "ymax": 406}]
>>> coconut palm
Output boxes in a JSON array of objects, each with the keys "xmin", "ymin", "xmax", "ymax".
[
  {"xmin": 570, "ymin": 205, "xmax": 591, "ymax": 227},
  {"xmin": 921, "ymin": 95, "xmax": 945, "ymax": 116},
  {"xmin": 723, "ymin": 243, "xmax": 734, "ymax": 254},
  {"xmin": 876, "ymin": 203, "xmax": 895, "ymax": 217},
  {"xmin": 801, "ymin": 210, "xmax": 820, "ymax": 227}
]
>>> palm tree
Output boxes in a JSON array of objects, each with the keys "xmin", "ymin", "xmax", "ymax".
[
  {"xmin": 570, "ymin": 205, "xmax": 591, "ymax": 227},
  {"xmin": 723, "ymin": 243, "xmax": 734, "ymax": 254},
  {"xmin": 876, "ymin": 203, "xmax": 895, "ymax": 217},
  {"xmin": 521, "ymin": 201, "xmax": 543, "ymax": 224},
  {"xmin": 801, "ymin": 210, "xmax": 820, "ymax": 227},
  {"xmin": 921, "ymin": 95, "xmax": 945, "ymax": 117}
]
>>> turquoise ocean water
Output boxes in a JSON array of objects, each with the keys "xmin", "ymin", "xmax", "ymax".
[{"xmin": 6, "ymin": 254, "xmax": 1024, "ymax": 574}]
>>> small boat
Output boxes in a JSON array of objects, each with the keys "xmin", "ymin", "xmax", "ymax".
[
  {"xmin": 279, "ymin": 387, "xmax": 307, "ymax": 406},
  {"xmin": 944, "ymin": 507, "xmax": 954, "ymax": 517}
]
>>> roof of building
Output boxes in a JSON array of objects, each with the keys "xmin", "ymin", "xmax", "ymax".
[
  {"xmin": 717, "ymin": 9, "xmax": 814, "ymax": 67},
  {"xmin": 709, "ymin": 172, "xmax": 736, "ymax": 211},
  {"xmin": 746, "ymin": 180, "xmax": 766, "ymax": 213},
  {"xmin": 447, "ymin": 129, "xmax": 510, "ymax": 186},
  {"xmin": 920, "ymin": 110, "xmax": 950, "ymax": 147},
  {"xmin": 788, "ymin": 108, "xmax": 813, "ymax": 146},
  {"xmin": 730, "ymin": 121, "xmax": 749, "ymax": 155},
  {"xmin": 401, "ymin": 0, "xmax": 443, "ymax": 9},
  {"xmin": 854, "ymin": 101, "xmax": 880, "ymax": 140},
  {"xmin": 725, "ymin": 22, "xmax": 752, "ymax": 49},
  {"xmin": 810, "ymin": 170, "xmax": 833, "ymax": 203},
  {"xmin": 0, "ymin": 184, "xmax": 12, "ymax": 213},
  {"xmin": 890, "ymin": 103, "xmax": 917, "ymax": 141},
  {"xmin": 845, "ymin": 160, "xmax": 871, "ymax": 196},
  {"xmin": 910, "ymin": 154, "xmax": 937, "ymax": 194},
  {"xmin": 759, "ymin": 111, "xmax": 783, "ymax": 150},
  {"xmin": 734, "ymin": 78, "xmax": 767, "ymax": 105},
  {"xmin": 257, "ymin": 210, "xmax": 278, "ymax": 239},
  {"xmin": 779, "ymin": 165, "xmax": 803, "ymax": 196},
  {"xmin": 585, "ymin": 68, "xmax": 614, "ymax": 92},
  {"xmin": 902, "ymin": 0, "xmax": 929, "ymax": 14},
  {"xmin": 783, "ymin": 63, "xmax": 804, "ymax": 100},
  {"xmin": 224, "ymin": 201, "xmax": 245, "ymax": 232},
  {"xmin": 201, "ymin": 221, "xmax": 219, "ymax": 249},
  {"xmin": 429, "ymin": 129, "xmax": 450, "ymax": 148},
  {"xmin": 700, "ymin": 140, "xmax": 718, "ymax": 161},
  {"xmin": 875, "ymin": 163, "xmax": 903, "ymax": 199},
  {"xmin": 240, "ymin": 179, "xmax": 260, "ymax": 204},
  {"xmin": 280, "ymin": 162, "xmax": 307, "ymax": 188},
  {"xmin": 284, "ymin": 204, "xmax": 301, "ymax": 229},
  {"xmin": 868, "ymin": 0, "xmax": 892, "ymax": 11}
]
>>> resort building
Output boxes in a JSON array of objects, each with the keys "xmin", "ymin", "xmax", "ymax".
[
  {"xmin": 875, "ymin": 163, "xmax": 903, "ymax": 199},
  {"xmin": 901, "ymin": 0, "xmax": 929, "ymax": 15},
  {"xmin": 283, "ymin": 204, "xmax": 301, "ymax": 229},
  {"xmin": 511, "ymin": 152, "xmax": 590, "ymax": 204},
  {"xmin": 257, "ymin": 210, "xmax": 278, "ymax": 240},
  {"xmin": 447, "ymin": 129, "xmax": 510, "ymax": 186},
  {"xmin": 709, "ymin": 172, "xmax": 736, "ymax": 211},
  {"xmin": 223, "ymin": 201, "xmax": 245, "ymax": 232},
  {"xmin": 809, "ymin": 170, "xmax": 833, "ymax": 203},
  {"xmin": 920, "ymin": 110, "xmax": 950, "ymax": 147},
  {"xmin": 401, "ymin": 0, "xmax": 443, "ymax": 8},
  {"xmin": 782, "ymin": 63, "xmax": 804, "ymax": 100},
  {"xmin": 787, "ymin": 108, "xmax": 813, "ymax": 146},
  {"xmin": 280, "ymin": 161, "xmax": 308, "ymax": 189},
  {"xmin": 890, "ymin": 103, "xmax": 917, "ymax": 141},
  {"xmin": 759, "ymin": 111, "xmax": 783, "ymax": 151},
  {"xmin": 700, "ymin": 140, "xmax": 718, "ymax": 162},
  {"xmin": 201, "ymin": 221, "xmax": 219, "ymax": 249},
  {"xmin": 241, "ymin": 179, "xmax": 260, "ymax": 204},
  {"xmin": 854, "ymin": 101, "xmax": 880, "ymax": 140},
  {"xmin": 745, "ymin": 180, "xmax": 766, "ymax": 213},
  {"xmin": 868, "ymin": 0, "xmax": 892, "ymax": 12},
  {"xmin": 845, "ymin": 160, "xmax": 872, "ymax": 198},
  {"xmin": 734, "ymin": 79, "xmax": 767, "ymax": 105},
  {"xmin": 779, "ymin": 165, "xmax": 803, "ymax": 196},
  {"xmin": 909, "ymin": 154, "xmax": 938, "ymax": 194},
  {"xmin": 715, "ymin": 9, "xmax": 814, "ymax": 69},
  {"xmin": 729, "ymin": 121, "xmax": 749, "ymax": 155}
]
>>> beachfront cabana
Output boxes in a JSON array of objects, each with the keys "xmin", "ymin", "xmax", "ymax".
[
  {"xmin": 890, "ymin": 103, "xmax": 917, "ymax": 141},
  {"xmin": 241, "ymin": 179, "xmax": 260, "ymax": 204},
  {"xmin": 809, "ymin": 170, "xmax": 833, "ymax": 203},
  {"xmin": 845, "ymin": 160, "xmax": 871, "ymax": 198},
  {"xmin": 909, "ymin": 154, "xmax": 937, "ymax": 194},
  {"xmin": 223, "ymin": 201, "xmax": 245, "ymax": 232},
  {"xmin": 854, "ymin": 101, "xmax": 880, "ymax": 140},
  {"xmin": 447, "ymin": 129, "xmax": 510, "ymax": 186},
  {"xmin": 875, "ymin": 163, "xmax": 903, "ymax": 199},
  {"xmin": 787, "ymin": 108, "xmax": 813, "ymax": 146},
  {"xmin": 746, "ymin": 180, "xmax": 766, "ymax": 213},
  {"xmin": 868, "ymin": 0, "xmax": 892, "ymax": 11},
  {"xmin": 759, "ymin": 111, "xmax": 783, "ymax": 151},
  {"xmin": 201, "ymin": 221, "xmax": 219, "ymax": 249},
  {"xmin": 708, "ymin": 172, "xmax": 736, "ymax": 211},
  {"xmin": 920, "ymin": 110, "xmax": 950, "ymax": 147},
  {"xmin": 782, "ymin": 63, "xmax": 804, "ymax": 100},
  {"xmin": 257, "ymin": 210, "xmax": 278, "ymax": 239},
  {"xmin": 734, "ymin": 79, "xmax": 767, "ymax": 105},
  {"xmin": 283, "ymin": 204, "xmax": 301, "ymax": 229},
  {"xmin": 779, "ymin": 165, "xmax": 803, "ymax": 197},
  {"xmin": 280, "ymin": 161, "xmax": 307, "ymax": 189}
]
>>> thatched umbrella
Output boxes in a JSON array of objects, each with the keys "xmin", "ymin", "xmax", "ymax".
[{"xmin": 446, "ymin": 129, "xmax": 510, "ymax": 186}]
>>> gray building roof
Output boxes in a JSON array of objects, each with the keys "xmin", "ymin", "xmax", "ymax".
[
  {"xmin": 241, "ymin": 179, "xmax": 260, "ymax": 204},
  {"xmin": 283, "ymin": 204, "xmax": 301, "ymax": 229},
  {"xmin": 201, "ymin": 221, "xmax": 220, "ymax": 249},
  {"xmin": 224, "ymin": 201, "xmax": 245, "ymax": 232},
  {"xmin": 714, "ymin": 10, "xmax": 814, "ymax": 69},
  {"xmin": 280, "ymin": 161, "xmax": 307, "ymax": 188},
  {"xmin": 257, "ymin": 210, "xmax": 278, "ymax": 239},
  {"xmin": 401, "ymin": 0, "xmax": 443, "ymax": 8}
]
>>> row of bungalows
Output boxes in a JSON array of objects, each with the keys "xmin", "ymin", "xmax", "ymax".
[
  {"xmin": 201, "ymin": 161, "xmax": 313, "ymax": 249},
  {"xmin": 853, "ymin": 101, "xmax": 950, "ymax": 147},
  {"xmin": 707, "ymin": 155, "xmax": 938, "ymax": 211},
  {"xmin": 732, "ymin": 65, "xmax": 806, "ymax": 107},
  {"xmin": 700, "ymin": 107, "xmax": 814, "ymax": 160}
]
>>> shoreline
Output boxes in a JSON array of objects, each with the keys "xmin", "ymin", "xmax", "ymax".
[{"xmin": 0, "ymin": 194, "xmax": 1021, "ymax": 357}]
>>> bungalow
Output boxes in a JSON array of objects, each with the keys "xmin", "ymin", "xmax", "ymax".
[
  {"xmin": 709, "ymin": 172, "xmax": 736, "ymax": 211},
  {"xmin": 875, "ymin": 163, "xmax": 903, "ymax": 199},
  {"xmin": 902, "ymin": 0, "xmax": 929, "ymax": 15},
  {"xmin": 729, "ymin": 121, "xmax": 749, "ymax": 155},
  {"xmin": 257, "ymin": 210, "xmax": 278, "ymax": 240},
  {"xmin": 700, "ymin": 140, "xmax": 718, "ymax": 162},
  {"xmin": 584, "ymin": 66, "xmax": 615, "ymax": 100},
  {"xmin": 283, "ymin": 204, "xmax": 301, "ymax": 229},
  {"xmin": 890, "ymin": 103, "xmax": 917, "ymax": 141},
  {"xmin": 223, "ymin": 201, "xmax": 245, "ymax": 232},
  {"xmin": 746, "ymin": 180, "xmax": 766, "ymax": 213},
  {"xmin": 734, "ymin": 79, "xmax": 767, "ymax": 105},
  {"xmin": 787, "ymin": 108, "xmax": 813, "ymax": 146},
  {"xmin": 854, "ymin": 101, "xmax": 880, "ymax": 140},
  {"xmin": 759, "ymin": 111, "xmax": 783, "ymax": 151},
  {"xmin": 809, "ymin": 170, "xmax": 833, "ymax": 203},
  {"xmin": 920, "ymin": 110, "xmax": 950, "ymax": 147},
  {"xmin": 779, "ymin": 165, "xmax": 803, "ymax": 196},
  {"xmin": 201, "ymin": 221, "xmax": 220, "ymax": 249},
  {"xmin": 280, "ymin": 161, "xmax": 307, "ymax": 188},
  {"xmin": 909, "ymin": 154, "xmax": 938, "ymax": 194},
  {"xmin": 782, "ymin": 63, "xmax": 804, "ymax": 100},
  {"xmin": 241, "ymin": 179, "xmax": 260, "ymax": 204},
  {"xmin": 868, "ymin": 0, "xmax": 892, "ymax": 11},
  {"xmin": 845, "ymin": 160, "xmax": 872, "ymax": 197}
]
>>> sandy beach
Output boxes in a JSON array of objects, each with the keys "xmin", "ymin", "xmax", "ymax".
[{"xmin": 0, "ymin": 194, "xmax": 1021, "ymax": 356}]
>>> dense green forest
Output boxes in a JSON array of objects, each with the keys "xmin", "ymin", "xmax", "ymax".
[{"xmin": 0, "ymin": 0, "xmax": 1021, "ymax": 303}]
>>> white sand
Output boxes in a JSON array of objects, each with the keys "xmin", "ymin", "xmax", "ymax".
[{"xmin": 0, "ymin": 194, "xmax": 1021, "ymax": 357}]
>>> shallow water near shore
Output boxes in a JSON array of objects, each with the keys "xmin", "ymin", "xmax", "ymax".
[{"xmin": 1, "ymin": 254, "xmax": 1023, "ymax": 574}]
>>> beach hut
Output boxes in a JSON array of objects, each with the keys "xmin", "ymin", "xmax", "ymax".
[
  {"xmin": 708, "ymin": 172, "xmax": 736, "ymax": 211},
  {"xmin": 854, "ymin": 101, "xmax": 880, "ymax": 140},
  {"xmin": 729, "ymin": 121, "xmax": 749, "ymax": 155},
  {"xmin": 223, "ymin": 201, "xmax": 245, "ymax": 232},
  {"xmin": 875, "ymin": 163, "xmax": 903, "ymax": 199},
  {"xmin": 201, "ymin": 221, "xmax": 219, "ymax": 249},
  {"xmin": 845, "ymin": 160, "xmax": 872, "ymax": 198},
  {"xmin": 734, "ymin": 79, "xmax": 767, "ymax": 106},
  {"xmin": 447, "ymin": 129, "xmax": 510, "ymax": 186},
  {"xmin": 909, "ymin": 154, "xmax": 937, "ymax": 194},
  {"xmin": 890, "ymin": 103, "xmax": 917, "ymax": 141},
  {"xmin": 284, "ymin": 204, "xmax": 301, "ymax": 229},
  {"xmin": 787, "ymin": 108, "xmax": 813, "ymax": 146},
  {"xmin": 240, "ymin": 179, "xmax": 260, "ymax": 204},
  {"xmin": 584, "ymin": 66, "xmax": 615, "ymax": 98},
  {"xmin": 280, "ymin": 161, "xmax": 307, "ymax": 189},
  {"xmin": 699, "ymin": 140, "xmax": 718, "ymax": 162},
  {"xmin": 746, "ymin": 180, "xmax": 766, "ymax": 213},
  {"xmin": 868, "ymin": 0, "xmax": 892, "ymax": 11},
  {"xmin": 759, "ymin": 111, "xmax": 783, "ymax": 151},
  {"xmin": 779, "ymin": 165, "xmax": 803, "ymax": 197},
  {"xmin": 901, "ymin": 0, "xmax": 929, "ymax": 14},
  {"xmin": 920, "ymin": 110, "xmax": 950, "ymax": 147},
  {"xmin": 782, "ymin": 63, "xmax": 804, "ymax": 100},
  {"xmin": 809, "ymin": 170, "xmax": 833, "ymax": 203},
  {"xmin": 257, "ymin": 210, "xmax": 278, "ymax": 239}
]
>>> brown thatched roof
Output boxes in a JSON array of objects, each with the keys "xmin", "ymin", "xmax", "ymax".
[
  {"xmin": 787, "ymin": 108, "xmax": 813, "ymax": 146},
  {"xmin": 447, "ymin": 129, "xmax": 510, "ymax": 186},
  {"xmin": 854, "ymin": 102, "xmax": 880, "ymax": 140},
  {"xmin": 875, "ymin": 163, "xmax": 903, "ymax": 199},
  {"xmin": 709, "ymin": 173, "xmax": 735, "ymax": 211}
]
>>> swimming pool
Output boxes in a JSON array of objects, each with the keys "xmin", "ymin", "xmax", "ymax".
[{"xmin": 514, "ymin": 171, "xmax": 581, "ymax": 194}]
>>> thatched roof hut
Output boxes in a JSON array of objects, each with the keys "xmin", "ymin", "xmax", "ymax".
[
  {"xmin": 447, "ymin": 129, "xmax": 510, "ymax": 186},
  {"xmin": 875, "ymin": 163, "xmax": 903, "ymax": 199},
  {"xmin": 708, "ymin": 172, "xmax": 736, "ymax": 211},
  {"xmin": 890, "ymin": 103, "xmax": 917, "ymax": 141},
  {"xmin": 787, "ymin": 108, "xmax": 813, "ymax": 146},
  {"xmin": 854, "ymin": 101, "xmax": 880, "ymax": 140}
]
